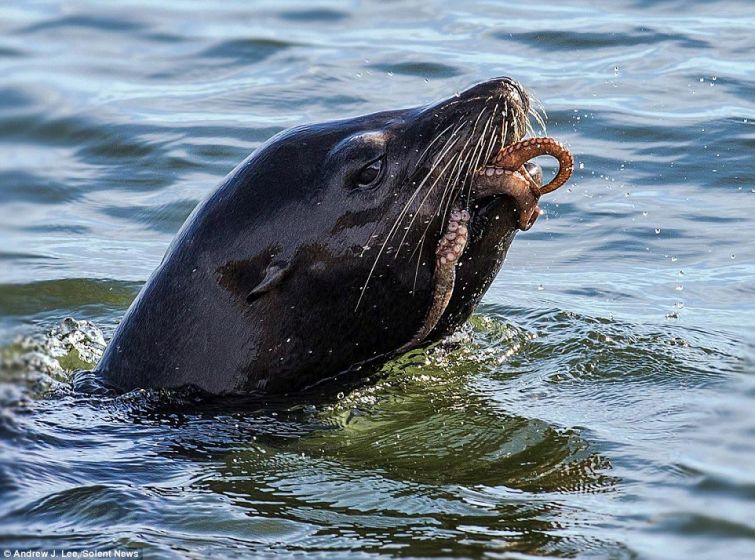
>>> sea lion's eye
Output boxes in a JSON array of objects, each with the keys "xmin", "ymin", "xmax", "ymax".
[{"xmin": 355, "ymin": 157, "xmax": 384, "ymax": 188}]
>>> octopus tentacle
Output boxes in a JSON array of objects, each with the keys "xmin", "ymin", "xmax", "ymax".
[
  {"xmin": 474, "ymin": 167, "xmax": 542, "ymax": 230},
  {"xmin": 400, "ymin": 207, "xmax": 469, "ymax": 351},
  {"xmin": 493, "ymin": 137, "xmax": 573, "ymax": 194},
  {"xmin": 403, "ymin": 138, "xmax": 574, "ymax": 351}
]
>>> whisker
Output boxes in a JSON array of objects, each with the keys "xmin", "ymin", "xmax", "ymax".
[
  {"xmin": 527, "ymin": 92, "xmax": 547, "ymax": 135},
  {"xmin": 359, "ymin": 121, "xmax": 464, "ymax": 261},
  {"xmin": 415, "ymin": 122, "xmax": 456, "ymax": 171},
  {"xmin": 466, "ymin": 108, "xmax": 503, "ymax": 207},
  {"xmin": 462, "ymin": 111, "xmax": 495, "ymax": 207},
  {"xmin": 436, "ymin": 147, "xmax": 469, "ymax": 233},
  {"xmin": 355, "ymin": 123, "xmax": 465, "ymax": 310},
  {"xmin": 500, "ymin": 100, "xmax": 510, "ymax": 146},
  {"xmin": 410, "ymin": 149, "xmax": 464, "ymax": 263},
  {"xmin": 394, "ymin": 148, "xmax": 465, "ymax": 257},
  {"xmin": 398, "ymin": 102, "xmax": 490, "ymax": 246},
  {"xmin": 410, "ymin": 104, "xmax": 488, "ymax": 265},
  {"xmin": 483, "ymin": 104, "xmax": 501, "ymax": 162},
  {"xmin": 386, "ymin": 124, "xmax": 466, "ymax": 246},
  {"xmin": 411, "ymin": 234, "xmax": 425, "ymax": 294}
]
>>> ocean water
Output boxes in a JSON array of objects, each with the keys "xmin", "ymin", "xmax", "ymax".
[{"xmin": 1, "ymin": 1, "xmax": 754, "ymax": 558}]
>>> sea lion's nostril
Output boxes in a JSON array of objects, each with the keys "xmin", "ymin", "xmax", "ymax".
[
  {"xmin": 496, "ymin": 76, "xmax": 518, "ymax": 88},
  {"xmin": 496, "ymin": 77, "xmax": 526, "ymax": 103}
]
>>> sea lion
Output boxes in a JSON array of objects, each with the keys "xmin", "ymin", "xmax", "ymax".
[{"xmin": 96, "ymin": 77, "xmax": 573, "ymax": 395}]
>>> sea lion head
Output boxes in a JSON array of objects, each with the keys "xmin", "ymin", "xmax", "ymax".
[{"xmin": 98, "ymin": 77, "xmax": 548, "ymax": 394}]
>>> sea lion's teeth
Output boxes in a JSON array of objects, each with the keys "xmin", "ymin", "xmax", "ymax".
[
  {"xmin": 485, "ymin": 167, "xmax": 495, "ymax": 176},
  {"xmin": 440, "ymin": 256, "xmax": 448, "ymax": 264},
  {"xmin": 448, "ymin": 222, "xmax": 459, "ymax": 232},
  {"xmin": 495, "ymin": 167, "xmax": 504, "ymax": 175},
  {"xmin": 445, "ymin": 252, "xmax": 456, "ymax": 262},
  {"xmin": 445, "ymin": 232, "xmax": 457, "ymax": 241},
  {"xmin": 461, "ymin": 210, "xmax": 470, "ymax": 221},
  {"xmin": 457, "ymin": 225, "xmax": 468, "ymax": 235}
]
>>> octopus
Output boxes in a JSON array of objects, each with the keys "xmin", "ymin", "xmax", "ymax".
[{"xmin": 406, "ymin": 137, "xmax": 574, "ymax": 349}]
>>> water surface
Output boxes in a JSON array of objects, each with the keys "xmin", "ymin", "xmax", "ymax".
[{"xmin": 1, "ymin": 1, "xmax": 754, "ymax": 558}]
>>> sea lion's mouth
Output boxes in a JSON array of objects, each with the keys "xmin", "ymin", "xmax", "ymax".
[
  {"xmin": 473, "ymin": 136, "xmax": 575, "ymax": 230},
  {"xmin": 403, "ymin": 136, "xmax": 574, "ymax": 350}
]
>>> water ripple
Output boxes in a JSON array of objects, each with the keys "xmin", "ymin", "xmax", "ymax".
[{"xmin": 0, "ymin": 0, "xmax": 754, "ymax": 557}]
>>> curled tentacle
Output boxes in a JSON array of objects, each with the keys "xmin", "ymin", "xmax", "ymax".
[
  {"xmin": 474, "ymin": 168, "xmax": 542, "ymax": 230},
  {"xmin": 493, "ymin": 137, "xmax": 574, "ymax": 194}
]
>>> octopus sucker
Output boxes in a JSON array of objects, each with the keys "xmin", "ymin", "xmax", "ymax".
[{"xmin": 401, "ymin": 208, "xmax": 469, "ymax": 350}]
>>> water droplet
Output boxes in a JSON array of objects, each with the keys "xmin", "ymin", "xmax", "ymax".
[
  {"xmin": 675, "ymin": 285, "xmax": 684, "ymax": 291},
  {"xmin": 336, "ymin": 392, "xmax": 344, "ymax": 400},
  {"xmin": 642, "ymin": 211, "xmax": 648, "ymax": 217},
  {"xmin": 537, "ymin": 284, "xmax": 544, "ymax": 291},
  {"xmin": 731, "ymin": 254, "xmax": 736, "ymax": 259},
  {"xmin": 671, "ymin": 256, "xmax": 678, "ymax": 262},
  {"xmin": 579, "ymin": 162, "xmax": 585, "ymax": 170},
  {"xmin": 655, "ymin": 228, "xmax": 661, "ymax": 235}
]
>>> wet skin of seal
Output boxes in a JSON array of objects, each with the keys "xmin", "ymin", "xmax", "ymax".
[{"xmin": 97, "ymin": 77, "xmax": 566, "ymax": 395}]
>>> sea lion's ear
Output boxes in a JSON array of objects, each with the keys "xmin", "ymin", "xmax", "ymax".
[{"xmin": 246, "ymin": 261, "xmax": 288, "ymax": 303}]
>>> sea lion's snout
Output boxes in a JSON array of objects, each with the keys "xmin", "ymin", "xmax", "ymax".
[
  {"xmin": 418, "ymin": 76, "xmax": 531, "ymax": 154},
  {"xmin": 494, "ymin": 76, "xmax": 528, "ymax": 107}
]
